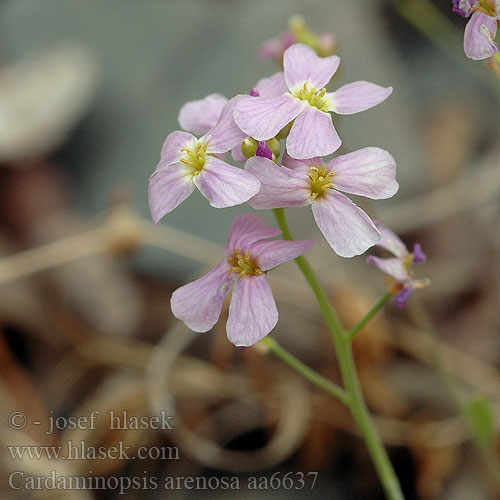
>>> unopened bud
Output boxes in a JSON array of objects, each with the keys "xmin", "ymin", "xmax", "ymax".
[
  {"xmin": 241, "ymin": 137, "xmax": 258, "ymax": 158},
  {"xmin": 266, "ymin": 137, "xmax": 281, "ymax": 158}
]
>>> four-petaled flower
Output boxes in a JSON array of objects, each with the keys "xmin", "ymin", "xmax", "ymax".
[
  {"xmin": 234, "ymin": 43, "xmax": 392, "ymax": 160},
  {"xmin": 366, "ymin": 221, "xmax": 429, "ymax": 308},
  {"xmin": 170, "ymin": 213, "xmax": 315, "ymax": 346},
  {"xmin": 244, "ymin": 148, "xmax": 398, "ymax": 257},
  {"xmin": 148, "ymin": 97, "xmax": 260, "ymax": 225}
]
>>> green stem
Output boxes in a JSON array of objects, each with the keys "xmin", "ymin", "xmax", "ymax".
[
  {"xmin": 409, "ymin": 298, "xmax": 500, "ymax": 487},
  {"xmin": 346, "ymin": 292, "xmax": 391, "ymax": 341},
  {"xmin": 260, "ymin": 336, "xmax": 349, "ymax": 405},
  {"xmin": 394, "ymin": 0, "xmax": 500, "ymax": 104},
  {"xmin": 273, "ymin": 208, "xmax": 405, "ymax": 500}
]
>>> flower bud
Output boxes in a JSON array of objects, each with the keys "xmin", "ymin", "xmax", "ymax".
[
  {"xmin": 241, "ymin": 137, "xmax": 258, "ymax": 158},
  {"xmin": 266, "ymin": 137, "xmax": 281, "ymax": 158}
]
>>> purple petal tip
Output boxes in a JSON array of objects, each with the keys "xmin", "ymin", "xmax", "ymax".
[
  {"xmin": 250, "ymin": 88, "xmax": 260, "ymax": 97},
  {"xmin": 412, "ymin": 243, "xmax": 426, "ymax": 263},
  {"xmin": 452, "ymin": 0, "xmax": 474, "ymax": 17},
  {"xmin": 393, "ymin": 286, "xmax": 413, "ymax": 308}
]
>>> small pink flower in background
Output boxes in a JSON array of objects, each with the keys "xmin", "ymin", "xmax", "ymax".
[
  {"xmin": 245, "ymin": 148, "xmax": 398, "ymax": 257},
  {"xmin": 258, "ymin": 30, "xmax": 296, "ymax": 62},
  {"xmin": 258, "ymin": 15, "xmax": 337, "ymax": 63},
  {"xmin": 453, "ymin": 0, "xmax": 500, "ymax": 60},
  {"xmin": 235, "ymin": 43, "xmax": 392, "ymax": 160},
  {"xmin": 366, "ymin": 222, "xmax": 429, "ymax": 308},
  {"xmin": 148, "ymin": 97, "xmax": 260, "ymax": 225},
  {"xmin": 171, "ymin": 213, "xmax": 315, "ymax": 346}
]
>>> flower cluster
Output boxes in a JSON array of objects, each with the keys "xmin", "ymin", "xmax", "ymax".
[
  {"xmin": 453, "ymin": 0, "xmax": 500, "ymax": 60},
  {"xmin": 148, "ymin": 28, "xmax": 424, "ymax": 345}
]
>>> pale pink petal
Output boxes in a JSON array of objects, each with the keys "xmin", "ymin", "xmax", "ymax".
[
  {"xmin": 159, "ymin": 130, "xmax": 195, "ymax": 169},
  {"xmin": 171, "ymin": 261, "xmax": 233, "ymax": 332},
  {"xmin": 250, "ymin": 239, "xmax": 315, "ymax": 271},
  {"xmin": 244, "ymin": 156, "xmax": 310, "ymax": 209},
  {"xmin": 226, "ymin": 276, "xmax": 278, "ymax": 346},
  {"xmin": 326, "ymin": 147, "xmax": 398, "ymax": 199},
  {"xmin": 224, "ymin": 213, "xmax": 281, "ymax": 255},
  {"xmin": 234, "ymin": 94, "xmax": 304, "ymax": 141},
  {"xmin": 373, "ymin": 221, "xmax": 408, "ymax": 258},
  {"xmin": 178, "ymin": 93, "xmax": 228, "ymax": 136},
  {"xmin": 286, "ymin": 107, "xmax": 341, "ymax": 159},
  {"xmin": 464, "ymin": 12, "xmax": 498, "ymax": 60},
  {"xmin": 193, "ymin": 156, "xmax": 260, "ymax": 209},
  {"xmin": 231, "ymin": 143, "xmax": 247, "ymax": 163},
  {"xmin": 284, "ymin": 43, "xmax": 340, "ymax": 91},
  {"xmin": 148, "ymin": 162, "xmax": 195, "ymax": 224},
  {"xmin": 311, "ymin": 191, "xmax": 380, "ymax": 257},
  {"xmin": 328, "ymin": 82, "xmax": 392, "ymax": 115},
  {"xmin": 281, "ymin": 152, "xmax": 321, "ymax": 173},
  {"xmin": 366, "ymin": 256, "xmax": 409, "ymax": 282},
  {"xmin": 204, "ymin": 96, "xmax": 247, "ymax": 153},
  {"xmin": 255, "ymin": 71, "xmax": 288, "ymax": 97}
]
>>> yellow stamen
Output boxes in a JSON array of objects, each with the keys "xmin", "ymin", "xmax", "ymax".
[
  {"xmin": 308, "ymin": 165, "xmax": 335, "ymax": 200},
  {"xmin": 227, "ymin": 249, "xmax": 263, "ymax": 278},
  {"xmin": 180, "ymin": 140, "xmax": 207, "ymax": 174},
  {"xmin": 292, "ymin": 82, "xmax": 330, "ymax": 112}
]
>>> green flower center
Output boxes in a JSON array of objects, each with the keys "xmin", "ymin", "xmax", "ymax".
[
  {"xmin": 180, "ymin": 141, "xmax": 207, "ymax": 174},
  {"xmin": 292, "ymin": 83, "xmax": 330, "ymax": 112},
  {"xmin": 227, "ymin": 249, "xmax": 263, "ymax": 279},
  {"xmin": 308, "ymin": 165, "xmax": 335, "ymax": 200}
]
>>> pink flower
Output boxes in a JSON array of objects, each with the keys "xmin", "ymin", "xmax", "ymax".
[
  {"xmin": 148, "ymin": 97, "xmax": 260, "ymax": 225},
  {"xmin": 366, "ymin": 221, "xmax": 429, "ymax": 308},
  {"xmin": 235, "ymin": 43, "xmax": 392, "ymax": 160},
  {"xmin": 170, "ymin": 213, "xmax": 315, "ymax": 346},
  {"xmin": 244, "ymin": 148, "xmax": 398, "ymax": 257},
  {"xmin": 453, "ymin": 1, "xmax": 500, "ymax": 60}
]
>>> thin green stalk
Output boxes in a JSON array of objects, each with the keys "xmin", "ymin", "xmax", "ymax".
[
  {"xmin": 272, "ymin": 208, "xmax": 405, "ymax": 500},
  {"xmin": 394, "ymin": 0, "xmax": 500, "ymax": 104},
  {"xmin": 346, "ymin": 292, "xmax": 391, "ymax": 341},
  {"xmin": 409, "ymin": 298, "xmax": 500, "ymax": 487},
  {"xmin": 260, "ymin": 336, "xmax": 349, "ymax": 405},
  {"xmin": 272, "ymin": 208, "xmax": 344, "ymax": 345}
]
